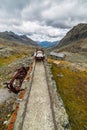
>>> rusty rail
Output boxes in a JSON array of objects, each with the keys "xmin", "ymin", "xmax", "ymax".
[
  {"xmin": 18, "ymin": 60, "xmax": 57, "ymax": 130},
  {"xmin": 4, "ymin": 66, "xmax": 29, "ymax": 94},
  {"xmin": 44, "ymin": 61, "xmax": 58, "ymax": 130},
  {"xmin": 7, "ymin": 62, "xmax": 34, "ymax": 130}
]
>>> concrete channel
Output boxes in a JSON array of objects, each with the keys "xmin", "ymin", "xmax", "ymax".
[
  {"xmin": 12, "ymin": 60, "xmax": 71, "ymax": 130},
  {"xmin": 13, "ymin": 61, "xmax": 56, "ymax": 130}
]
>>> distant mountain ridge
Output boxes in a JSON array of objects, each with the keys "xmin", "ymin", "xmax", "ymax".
[
  {"xmin": 55, "ymin": 23, "xmax": 87, "ymax": 53},
  {"xmin": 58, "ymin": 23, "xmax": 87, "ymax": 48},
  {"xmin": 37, "ymin": 41, "xmax": 59, "ymax": 48},
  {"xmin": 0, "ymin": 31, "xmax": 38, "ymax": 46}
]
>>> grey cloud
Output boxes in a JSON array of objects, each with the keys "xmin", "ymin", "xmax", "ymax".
[
  {"xmin": 0, "ymin": 0, "xmax": 28, "ymax": 11},
  {"xmin": 45, "ymin": 20, "xmax": 71, "ymax": 29},
  {"xmin": 47, "ymin": 33, "xmax": 66, "ymax": 38},
  {"xmin": 0, "ymin": 0, "xmax": 87, "ymax": 41},
  {"xmin": 22, "ymin": 0, "xmax": 87, "ymax": 28}
]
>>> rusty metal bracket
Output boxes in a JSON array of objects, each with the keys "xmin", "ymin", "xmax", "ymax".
[{"xmin": 4, "ymin": 66, "xmax": 29, "ymax": 94}]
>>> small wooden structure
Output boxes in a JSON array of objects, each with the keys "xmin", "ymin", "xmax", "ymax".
[{"xmin": 50, "ymin": 52, "xmax": 66, "ymax": 60}]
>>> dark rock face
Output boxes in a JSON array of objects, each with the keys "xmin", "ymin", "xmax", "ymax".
[{"xmin": 58, "ymin": 23, "xmax": 87, "ymax": 47}]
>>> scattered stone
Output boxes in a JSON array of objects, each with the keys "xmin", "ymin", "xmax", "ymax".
[
  {"xmin": 53, "ymin": 61, "xmax": 61, "ymax": 65},
  {"xmin": 17, "ymin": 99, "xmax": 23, "ymax": 103},
  {"xmin": 45, "ymin": 62, "xmax": 71, "ymax": 129},
  {"xmin": 62, "ymin": 120, "xmax": 70, "ymax": 128},
  {"xmin": 3, "ymin": 121, "xmax": 8, "ymax": 125},
  {"xmin": 57, "ymin": 74, "xmax": 64, "ymax": 77},
  {"xmin": 0, "ymin": 88, "xmax": 15, "ymax": 104},
  {"xmin": 7, "ymin": 114, "xmax": 11, "ymax": 117}
]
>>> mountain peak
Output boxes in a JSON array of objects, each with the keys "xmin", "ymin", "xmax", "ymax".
[{"xmin": 0, "ymin": 31, "xmax": 38, "ymax": 46}]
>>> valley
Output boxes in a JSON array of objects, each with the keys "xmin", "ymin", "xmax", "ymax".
[
  {"xmin": 48, "ymin": 23, "xmax": 87, "ymax": 130},
  {"xmin": 0, "ymin": 23, "xmax": 87, "ymax": 130}
]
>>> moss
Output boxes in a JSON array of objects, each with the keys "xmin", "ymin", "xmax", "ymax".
[{"xmin": 51, "ymin": 63, "xmax": 87, "ymax": 130}]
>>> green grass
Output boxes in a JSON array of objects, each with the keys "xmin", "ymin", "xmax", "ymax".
[
  {"xmin": 51, "ymin": 63, "xmax": 87, "ymax": 130},
  {"xmin": 0, "ymin": 54, "xmax": 25, "ymax": 67}
]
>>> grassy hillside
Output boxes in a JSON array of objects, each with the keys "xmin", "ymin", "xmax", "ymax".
[
  {"xmin": 0, "ymin": 31, "xmax": 38, "ymax": 46},
  {"xmin": 56, "ymin": 38, "xmax": 87, "ymax": 53},
  {"xmin": 58, "ymin": 23, "xmax": 87, "ymax": 48},
  {"xmin": 0, "ymin": 38, "xmax": 36, "ymax": 129},
  {"xmin": 0, "ymin": 38, "xmax": 35, "ymax": 88},
  {"xmin": 49, "ymin": 23, "xmax": 87, "ymax": 130},
  {"xmin": 49, "ymin": 59, "xmax": 87, "ymax": 130},
  {"xmin": 54, "ymin": 38, "xmax": 87, "ymax": 69}
]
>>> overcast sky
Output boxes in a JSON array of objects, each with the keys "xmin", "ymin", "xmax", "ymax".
[{"xmin": 0, "ymin": 0, "xmax": 87, "ymax": 41}]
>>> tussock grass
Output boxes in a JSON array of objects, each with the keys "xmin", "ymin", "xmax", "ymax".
[
  {"xmin": 0, "ymin": 54, "xmax": 25, "ymax": 66},
  {"xmin": 51, "ymin": 63, "xmax": 87, "ymax": 130}
]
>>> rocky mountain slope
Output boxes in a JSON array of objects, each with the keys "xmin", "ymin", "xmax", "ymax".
[
  {"xmin": 0, "ymin": 37, "xmax": 35, "ymax": 76},
  {"xmin": 0, "ymin": 37, "xmax": 36, "ymax": 129},
  {"xmin": 0, "ymin": 31, "xmax": 38, "ymax": 46},
  {"xmin": 53, "ymin": 23, "xmax": 87, "ymax": 66},
  {"xmin": 58, "ymin": 23, "xmax": 87, "ymax": 48},
  {"xmin": 48, "ymin": 23, "xmax": 87, "ymax": 130}
]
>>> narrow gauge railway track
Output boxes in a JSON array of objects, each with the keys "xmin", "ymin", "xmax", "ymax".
[{"xmin": 8, "ymin": 60, "xmax": 58, "ymax": 130}]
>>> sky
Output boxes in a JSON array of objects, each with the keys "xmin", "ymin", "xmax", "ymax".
[{"xmin": 0, "ymin": 0, "xmax": 87, "ymax": 42}]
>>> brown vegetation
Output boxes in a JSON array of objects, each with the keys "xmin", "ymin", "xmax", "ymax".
[
  {"xmin": 51, "ymin": 61, "xmax": 87, "ymax": 130},
  {"xmin": 0, "ymin": 38, "xmax": 35, "ymax": 129}
]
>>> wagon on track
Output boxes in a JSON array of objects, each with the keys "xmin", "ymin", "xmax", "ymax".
[{"xmin": 34, "ymin": 49, "xmax": 45, "ymax": 61}]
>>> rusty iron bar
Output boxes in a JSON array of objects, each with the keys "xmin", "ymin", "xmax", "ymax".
[
  {"xmin": 4, "ymin": 66, "xmax": 29, "ymax": 94},
  {"xmin": 20, "ymin": 60, "xmax": 36, "ymax": 130}
]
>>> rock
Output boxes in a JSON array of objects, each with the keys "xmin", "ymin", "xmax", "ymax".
[
  {"xmin": 17, "ymin": 99, "xmax": 23, "ymax": 103},
  {"xmin": 7, "ymin": 114, "xmax": 11, "ymax": 117},
  {"xmin": 3, "ymin": 120, "xmax": 8, "ymax": 125},
  {"xmin": 0, "ymin": 88, "xmax": 15, "ymax": 104},
  {"xmin": 57, "ymin": 74, "xmax": 64, "ymax": 77},
  {"xmin": 45, "ymin": 61, "xmax": 71, "ymax": 129},
  {"xmin": 62, "ymin": 120, "xmax": 70, "ymax": 129},
  {"xmin": 58, "ymin": 23, "xmax": 87, "ymax": 48}
]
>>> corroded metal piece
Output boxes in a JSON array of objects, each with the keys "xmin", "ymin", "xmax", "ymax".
[{"xmin": 4, "ymin": 66, "xmax": 29, "ymax": 94}]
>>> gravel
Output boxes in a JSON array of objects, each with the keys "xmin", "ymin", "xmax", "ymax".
[{"xmin": 0, "ymin": 88, "xmax": 15, "ymax": 104}]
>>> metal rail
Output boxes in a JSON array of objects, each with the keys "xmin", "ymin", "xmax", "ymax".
[
  {"xmin": 19, "ymin": 60, "xmax": 57, "ymax": 130},
  {"xmin": 20, "ymin": 61, "xmax": 36, "ymax": 130},
  {"xmin": 44, "ymin": 61, "xmax": 58, "ymax": 130},
  {"xmin": 7, "ymin": 59, "xmax": 57, "ymax": 130}
]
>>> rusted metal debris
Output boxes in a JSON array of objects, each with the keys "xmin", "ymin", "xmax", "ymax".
[{"xmin": 4, "ymin": 66, "xmax": 29, "ymax": 94}]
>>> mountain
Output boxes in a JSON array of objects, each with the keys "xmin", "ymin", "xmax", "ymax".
[
  {"xmin": 37, "ymin": 41, "xmax": 59, "ymax": 48},
  {"xmin": 47, "ymin": 24, "xmax": 87, "ymax": 130},
  {"xmin": 58, "ymin": 23, "xmax": 87, "ymax": 48},
  {"xmin": 53, "ymin": 23, "xmax": 87, "ymax": 66},
  {"xmin": 0, "ymin": 31, "xmax": 38, "ymax": 46}
]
